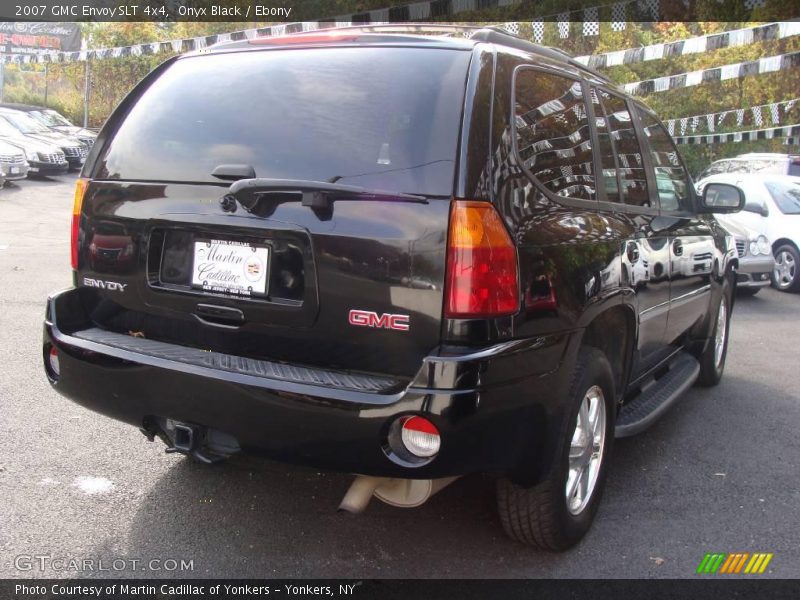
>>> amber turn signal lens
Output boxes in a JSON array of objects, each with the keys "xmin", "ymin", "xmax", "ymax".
[
  {"xmin": 71, "ymin": 178, "xmax": 89, "ymax": 270},
  {"xmin": 444, "ymin": 200, "xmax": 519, "ymax": 318}
]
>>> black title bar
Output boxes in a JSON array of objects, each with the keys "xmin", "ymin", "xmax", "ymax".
[{"xmin": 1, "ymin": 0, "xmax": 796, "ymax": 23}]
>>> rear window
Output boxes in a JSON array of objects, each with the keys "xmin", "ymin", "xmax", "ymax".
[
  {"xmin": 95, "ymin": 47, "xmax": 471, "ymax": 196},
  {"xmin": 729, "ymin": 159, "xmax": 787, "ymax": 175}
]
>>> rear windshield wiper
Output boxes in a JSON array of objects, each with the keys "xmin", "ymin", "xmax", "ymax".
[{"xmin": 227, "ymin": 177, "xmax": 428, "ymax": 213}]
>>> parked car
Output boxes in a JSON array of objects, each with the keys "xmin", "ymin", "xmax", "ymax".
[
  {"xmin": 697, "ymin": 152, "xmax": 800, "ymax": 180},
  {"xmin": 0, "ymin": 108, "xmax": 88, "ymax": 170},
  {"xmin": 0, "ymin": 116, "xmax": 68, "ymax": 176},
  {"xmin": 0, "ymin": 139, "xmax": 29, "ymax": 185},
  {"xmin": 43, "ymin": 25, "xmax": 745, "ymax": 551},
  {"xmin": 713, "ymin": 217, "xmax": 774, "ymax": 295},
  {"xmin": 697, "ymin": 173, "xmax": 800, "ymax": 292},
  {"xmin": 0, "ymin": 102, "xmax": 97, "ymax": 149}
]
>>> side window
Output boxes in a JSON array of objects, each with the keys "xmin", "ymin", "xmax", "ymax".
[
  {"xmin": 514, "ymin": 69, "xmax": 596, "ymax": 201},
  {"xmin": 588, "ymin": 87, "xmax": 621, "ymax": 202},
  {"xmin": 596, "ymin": 90, "xmax": 651, "ymax": 208},
  {"xmin": 638, "ymin": 110, "xmax": 693, "ymax": 213}
]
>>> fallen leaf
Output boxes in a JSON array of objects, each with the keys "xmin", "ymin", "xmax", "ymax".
[
  {"xmin": 127, "ymin": 331, "xmax": 146, "ymax": 338},
  {"xmin": 649, "ymin": 557, "xmax": 666, "ymax": 566}
]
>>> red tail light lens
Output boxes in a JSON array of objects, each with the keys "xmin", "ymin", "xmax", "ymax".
[
  {"xmin": 444, "ymin": 200, "xmax": 519, "ymax": 318},
  {"xmin": 71, "ymin": 178, "xmax": 88, "ymax": 270}
]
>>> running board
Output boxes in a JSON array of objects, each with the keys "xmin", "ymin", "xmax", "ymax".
[{"xmin": 615, "ymin": 353, "xmax": 700, "ymax": 438}]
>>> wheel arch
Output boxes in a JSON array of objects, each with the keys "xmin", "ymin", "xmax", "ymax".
[
  {"xmin": 772, "ymin": 237, "xmax": 799, "ymax": 253},
  {"xmin": 578, "ymin": 304, "xmax": 637, "ymax": 405}
]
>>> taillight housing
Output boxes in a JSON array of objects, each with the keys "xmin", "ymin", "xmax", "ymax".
[
  {"xmin": 444, "ymin": 200, "xmax": 519, "ymax": 318},
  {"xmin": 71, "ymin": 178, "xmax": 88, "ymax": 270}
]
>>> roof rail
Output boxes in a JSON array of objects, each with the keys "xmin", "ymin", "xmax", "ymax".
[
  {"xmin": 204, "ymin": 22, "xmax": 611, "ymax": 82},
  {"xmin": 469, "ymin": 26, "xmax": 611, "ymax": 82}
]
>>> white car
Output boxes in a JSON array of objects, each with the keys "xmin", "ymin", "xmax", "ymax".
[{"xmin": 696, "ymin": 173, "xmax": 800, "ymax": 292}]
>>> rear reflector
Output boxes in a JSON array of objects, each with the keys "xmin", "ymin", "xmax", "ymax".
[
  {"xmin": 71, "ymin": 178, "xmax": 88, "ymax": 270},
  {"xmin": 400, "ymin": 416, "xmax": 441, "ymax": 458},
  {"xmin": 444, "ymin": 200, "xmax": 519, "ymax": 318},
  {"xmin": 48, "ymin": 346, "xmax": 60, "ymax": 377}
]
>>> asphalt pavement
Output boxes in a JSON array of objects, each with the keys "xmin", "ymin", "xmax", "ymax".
[{"xmin": 1, "ymin": 174, "xmax": 798, "ymax": 579}]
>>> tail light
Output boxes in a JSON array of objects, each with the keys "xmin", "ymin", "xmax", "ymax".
[
  {"xmin": 444, "ymin": 200, "xmax": 519, "ymax": 318},
  {"xmin": 71, "ymin": 178, "xmax": 88, "ymax": 270}
]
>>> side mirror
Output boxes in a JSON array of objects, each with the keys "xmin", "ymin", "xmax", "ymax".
[
  {"xmin": 743, "ymin": 201, "xmax": 769, "ymax": 217},
  {"xmin": 699, "ymin": 182, "xmax": 745, "ymax": 213}
]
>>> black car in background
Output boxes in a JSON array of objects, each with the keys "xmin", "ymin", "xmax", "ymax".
[
  {"xmin": 0, "ymin": 115, "xmax": 68, "ymax": 176},
  {"xmin": 43, "ymin": 25, "xmax": 745, "ymax": 550},
  {"xmin": 0, "ymin": 108, "xmax": 87, "ymax": 170},
  {"xmin": 0, "ymin": 102, "xmax": 97, "ymax": 150}
]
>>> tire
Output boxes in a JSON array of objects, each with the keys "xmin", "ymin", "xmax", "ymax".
[
  {"xmin": 697, "ymin": 274, "xmax": 732, "ymax": 387},
  {"xmin": 772, "ymin": 244, "xmax": 800, "ymax": 293},
  {"xmin": 737, "ymin": 287, "xmax": 760, "ymax": 297},
  {"xmin": 496, "ymin": 347, "xmax": 615, "ymax": 551}
]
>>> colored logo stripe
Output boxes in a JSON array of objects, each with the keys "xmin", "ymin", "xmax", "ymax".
[{"xmin": 697, "ymin": 553, "xmax": 773, "ymax": 574}]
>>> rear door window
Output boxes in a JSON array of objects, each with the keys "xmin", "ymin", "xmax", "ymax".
[
  {"xmin": 588, "ymin": 87, "xmax": 621, "ymax": 203},
  {"xmin": 514, "ymin": 69, "xmax": 596, "ymax": 201},
  {"xmin": 95, "ymin": 47, "xmax": 471, "ymax": 196},
  {"xmin": 596, "ymin": 91, "xmax": 650, "ymax": 208}
]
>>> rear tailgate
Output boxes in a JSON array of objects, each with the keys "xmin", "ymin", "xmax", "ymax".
[{"xmin": 76, "ymin": 45, "xmax": 471, "ymax": 378}]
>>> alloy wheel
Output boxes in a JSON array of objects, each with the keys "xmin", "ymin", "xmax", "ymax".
[
  {"xmin": 774, "ymin": 250, "xmax": 796, "ymax": 290},
  {"xmin": 566, "ymin": 385, "xmax": 606, "ymax": 515}
]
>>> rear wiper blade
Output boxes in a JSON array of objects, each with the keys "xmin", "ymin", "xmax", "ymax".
[{"xmin": 227, "ymin": 178, "xmax": 428, "ymax": 212}]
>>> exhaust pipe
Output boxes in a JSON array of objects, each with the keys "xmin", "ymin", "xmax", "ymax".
[{"xmin": 338, "ymin": 475, "xmax": 460, "ymax": 513}]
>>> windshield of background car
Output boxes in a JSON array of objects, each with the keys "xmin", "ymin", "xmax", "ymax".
[
  {"xmin": 30, "ymin": 110, "xmax": 59, "ymax": 127},
  {"xmin": 2, "ymin": 111, "xmax": 50, "ymax": 134},
  {"xmin": 765, "ymin": 180, "xmax": 800, "ymax": 215},
  {"xmin": 0, "ymin": 117, "xmax": 22, "ymax": 137},
  {"xmin": 94, "ymin": 47, "xmax": 471, "ymax": 196},
  {"xmin": 44, "ymin": 110, "xmax": 73, "ymax": 127}
]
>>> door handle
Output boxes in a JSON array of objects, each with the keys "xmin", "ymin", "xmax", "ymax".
[
  {"xmin": 194, "ymin": 304, "xmax": 245, "ymax": 328},
  {"xmin": 672, "ymin": 239, "xmax": 683, "ymax": 256}
]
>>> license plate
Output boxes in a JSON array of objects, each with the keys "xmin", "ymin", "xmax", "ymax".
[
  {"xmin": 10, "ymin": 167, "xmax": 18, "ymax": 174},
  {"xmin": 191, "ymin": 239, "xmax": 270, "ymax": 297}
]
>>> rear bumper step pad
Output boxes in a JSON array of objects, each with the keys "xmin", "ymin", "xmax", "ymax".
[{"xmin": 71, "ymin": 327, "xmax": 402, "ymax": 394}]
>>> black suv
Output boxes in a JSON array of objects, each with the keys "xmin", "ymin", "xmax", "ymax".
[{"xmin": 44, "ymin": 26, "xmax": 745, "ymax": 550}]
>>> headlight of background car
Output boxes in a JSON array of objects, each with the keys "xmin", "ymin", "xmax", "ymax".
[
  {"xmin": 25, "ymin": 149, "xmax": 39, "ymax": 161},
  {"xmin": 749, "ymin": 235, "xmax": 771, "ymax": 256}
]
